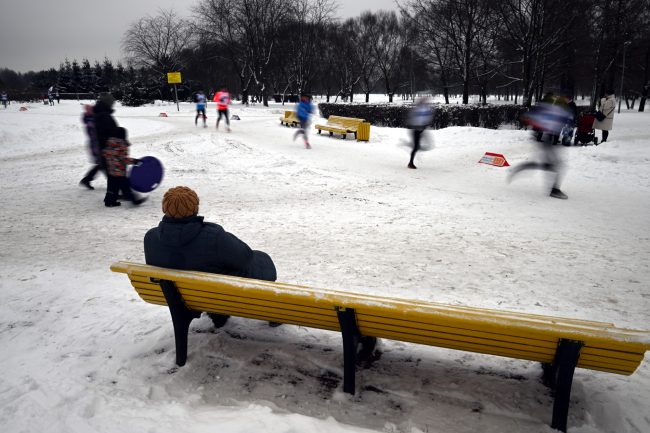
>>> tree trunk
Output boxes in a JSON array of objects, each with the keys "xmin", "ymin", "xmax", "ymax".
[
  {"xmin": 639, "ymin": 48, "xmax": 650, "ymax": 112},
  {"xmin": 365, "ymin": 92, "xmax": 370, "ymax": 103}
]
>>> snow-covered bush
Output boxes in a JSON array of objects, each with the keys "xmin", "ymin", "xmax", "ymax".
[
  {"xmin": 318, "ymin": 103, "xmax": 531, "ymax": 129},
  {"xmin": 119, "ymin": 83, "xmax": 153, "ymax": 107}
]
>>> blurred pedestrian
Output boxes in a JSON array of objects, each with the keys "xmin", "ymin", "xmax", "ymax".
[
  {"xmin": 56, "ymin": 90, "xmax": 60, "ymax": 104},
  {"xmin": 293, "ymin": 94, "xmax": 314, "ymax": 149},
  {"xmin": 1, "ymin": 91, "xmax": 7, "ymax": 108},
  {"xmin": 510, "ymin": 101, "xmax": 573, "ymax": 199},
  {"xmin": 79, "ymin": 104, "xmax": 105, "ymax": 190},
  {"xmin": 562, "ymin": 94, "xmax": 579, "ymax": 145},
  {"xmin": 213, "ymin": 87, "xmax": 231, "ymax": 132},
  {"xmin": 406, "ymin": 97, "xmax": 434, "ymax": 169},
  {"xmin": 594, "ymin": 89, "xmax": 616, "ymax": 143},
  {"xmin": 195, "ymin": 90, "xmax": 207, "ymax": 127},
  {"xmin": 47, "ymin": 86, "xmax": 55, "ymax": 106}
]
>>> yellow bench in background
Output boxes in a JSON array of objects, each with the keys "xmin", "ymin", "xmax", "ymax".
[
  {"xmin": 280, "ymin": 110, "xmax": 300, "ymax": 127},
  {"xmin": 315, "ymin": 115, "xmax": 367, "ymax": 140},
  {"xmin": 111, "ymin": 261, "xmax": 650, "ymax": 432}
]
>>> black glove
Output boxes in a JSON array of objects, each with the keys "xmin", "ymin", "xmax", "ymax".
[{"xmin": 132, "ymin": 158, "xmax": 142, "ymax": 166}]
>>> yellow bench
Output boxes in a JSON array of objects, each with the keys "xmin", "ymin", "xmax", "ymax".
[
  {"xmin": 279, "ymin": 110, "xmax": 300, "ymax": 127},
  {"xmin": 315, "ymin": 115, "xmax": 366, "ymax": 140},
  {"xmin": 111, "ymin": 261, "xmax": 650, "ymax": 432}
]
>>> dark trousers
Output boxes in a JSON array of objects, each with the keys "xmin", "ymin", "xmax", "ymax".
[
  {"xmin": 81, "ymin": 156, "xmax": 106, "ymax": 183},
  {"xmin": 195, "ymin": 109, "xmax": 206, "ymax": 125},
  {"xmin": 602, "ymin": 130, "xmax": 609, "ymax": 141},
  {"xmin": 511, "ymin": 137, "xmax": 564, "ymax": 189},
  {"xmin": 293, "ymin": 120, "xmax": 309, "ymax": 142},
  {"xmin": 217, "ymin": 109, "xmax": 230, "ymax": 127},
  {"xmin": 104, "ymin": 175, "xmax": 136, "ymax": 205},
  {"xmin": 409, "ymin": 129, "xmax": 424, "ymax": 165}
]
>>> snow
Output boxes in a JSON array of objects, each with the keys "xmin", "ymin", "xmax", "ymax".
[{"xmin": 1, "ymin": 99, "xmax": 649, "ymax": 433}]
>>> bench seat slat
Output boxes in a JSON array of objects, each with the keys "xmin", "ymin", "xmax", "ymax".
[
  {"xmin": 185, "ymin": 306, "xmax": 339, "ymax": 331},
  {"xmin": 581, "ymin": 346, "xmax": 645, "ymax": 362},
  {"xmin": 131, "ymin": 280, "xmax": 337, "ymax": 316},
  {"xmin": 182, "ymin": 296, "xmax": 339, "ymax": 326}
]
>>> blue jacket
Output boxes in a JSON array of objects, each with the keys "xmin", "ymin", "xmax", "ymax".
[
  {"xmin": 296, "ymin": 100, "xmax": 313, "ymax": 122},
  {"xmin": 144, "ymin": 216, "xmax": 277, "ymax": 281}
]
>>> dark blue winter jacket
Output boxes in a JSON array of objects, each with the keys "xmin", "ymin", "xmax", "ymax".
[
  {"xmin": 296, "ymin": 100, "xmax": 313, "ymax": 122},
  {"xmin": 144, "ymin": 215, "xmax": 277, "ymax": 281}
]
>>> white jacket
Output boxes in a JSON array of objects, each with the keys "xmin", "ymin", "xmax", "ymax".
[{"xmin": 594, "ymin": 95, "xmax": 616, "ymax": 131}]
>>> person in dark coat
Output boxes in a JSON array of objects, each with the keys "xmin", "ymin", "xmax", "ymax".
[
  {"xmin": 407, "ymin": 97, "xmax": 434, "ymax": 169},
  {"xmin": 144, "ymin": 186, "xmax": 277, "ymax": 327},
  {"xmin": 79, "ymin": 104, "xmax": 104, "ymax": 190},
  {"xmin": 80, "ymin": 93, "xmax": 117, "ymax": 189}
]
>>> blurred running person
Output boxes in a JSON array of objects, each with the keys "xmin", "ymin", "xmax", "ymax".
[
  {"xmin": 1, "ymin": 91, "xmax": 7, "ymax": 108},
  {"xmin": 213, "ymin": 87, "xmax": 231, "ymax": 132},
  {"xmin": 509, "ymin": 101, "xmax": 574, "ymax": 199},
  {"xmin": 195, "ymin": 90, "xmax": 207, "ymax": 127},
  {"xmin": 293, "ymin": 94, "xmax": 314, "ymax": 149},
  {"xmin": 79, "ymin": 104, "xmax": 104, "ymax": 190},
  {"xmin": 407, "ymin": 97, "xmax": 434, "ymax": 169}
]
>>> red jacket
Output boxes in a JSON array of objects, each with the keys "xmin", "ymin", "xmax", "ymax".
[{"xmin": 213, "ymin": 91, "xmax": 231, "ymax": 111}]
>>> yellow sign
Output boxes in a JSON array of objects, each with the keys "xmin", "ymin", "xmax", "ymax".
[{"xmin": 167, "ymin": 72, "xmax": 182, "ymax": 84}]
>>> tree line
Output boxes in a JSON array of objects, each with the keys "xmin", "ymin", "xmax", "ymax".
[{"xmin": 2, "ymin": 0, "xmax": 649, "ymax": 111}]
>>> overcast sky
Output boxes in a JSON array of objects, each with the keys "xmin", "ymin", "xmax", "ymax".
[{"xmin": 0, "ymin": 0, "xmax": 398, "ymax": 73}]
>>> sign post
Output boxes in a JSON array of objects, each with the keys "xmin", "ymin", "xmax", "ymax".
[{"xmin": 166, "ymin": 72, "xmax": 182, "ymax": 112}]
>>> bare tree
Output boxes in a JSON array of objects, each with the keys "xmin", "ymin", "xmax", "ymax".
[
  {"xmin": 287, "ymin": 0, "xmax": 337, "ymax": 95},
  {"xmin": 194, "ymin": 0, "xmax": 251, "ymax": 102},
  {"xmin": 123, "ymin": 9, "xmax": 194, "ymax": 75},
  {"xmin": 401, "ymin": 0, "xmax": 456, "ymax": 103},
  {"xmin": 350, "ymin": 12, "xmax": 380, "ymax": 103},
  {"xmin": 367, "ymin": 11, "xmax": 410, "ymax": 103}
]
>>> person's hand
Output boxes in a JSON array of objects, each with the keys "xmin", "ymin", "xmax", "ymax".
[{"xmin": 132, "ymin": 158, "xmax": 142, "ymax": 166}]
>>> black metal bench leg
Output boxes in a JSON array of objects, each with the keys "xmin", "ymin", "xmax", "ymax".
[
  {"xmin": 544, "ymin": 339, "xmax": 583, "ymax": 432},
  {"xmin": 335, "ymin": 308, "xmax": 378, "ymax": 395},
  {"xmin": 159, "ymin": 279, "xmax": 201, "ymax": 367},
  {"xmin": 337, "ymin": 307, "xmax": 359, "ymax": 394}
]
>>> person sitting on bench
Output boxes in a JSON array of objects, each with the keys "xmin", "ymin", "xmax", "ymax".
[{"xmin": 144, "ymin": 186, "xmax": 277, "ymax": 326}]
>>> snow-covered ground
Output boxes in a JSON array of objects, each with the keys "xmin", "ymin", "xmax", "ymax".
[{"xmin": 1, "ymin": 99, "xmax": 648, "ymax": 433}]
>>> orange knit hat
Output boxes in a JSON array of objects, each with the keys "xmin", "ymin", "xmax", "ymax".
[{"xmin": 162, "ymin": 186, "xmax": 199, "ymax": 218}]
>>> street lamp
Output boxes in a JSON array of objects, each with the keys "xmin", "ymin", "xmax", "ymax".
[{"xmin": 618, "ymin": 40, "xmax": 632, "ymax": 114}]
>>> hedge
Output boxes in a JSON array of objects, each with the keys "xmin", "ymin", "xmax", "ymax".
[
  {"xmin": 318, "ymin": 103, "xmax": 531, "ymax": 130},
  {"xmin": 319, "ymin": 103, "xmax": 592, "ymax": 130}
]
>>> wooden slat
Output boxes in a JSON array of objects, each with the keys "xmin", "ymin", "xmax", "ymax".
[{"xmin": 181, "ymin": 295, "xmax": 338, "ymax": 326}]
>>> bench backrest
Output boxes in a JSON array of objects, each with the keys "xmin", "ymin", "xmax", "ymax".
[
  {"xmin": 327, "ymin": 115, "xmax": 365, "ymax": 127},
  {"xmin": 112, "ymin": 261, "xmax": 650, "ymax": 375}
]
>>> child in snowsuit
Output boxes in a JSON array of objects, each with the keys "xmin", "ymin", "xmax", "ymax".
[
  {"xmin": 293, "ymin": 94, "xmax": 314, "ymax": 149},
  {"xmin": 103, "ymin": 127, "xmax": 146, "ymax": 207}
]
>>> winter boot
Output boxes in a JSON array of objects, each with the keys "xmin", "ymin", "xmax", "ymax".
[{"xmin": 550, "ymin": 188, "xmax": 568, "ymax": 200}]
